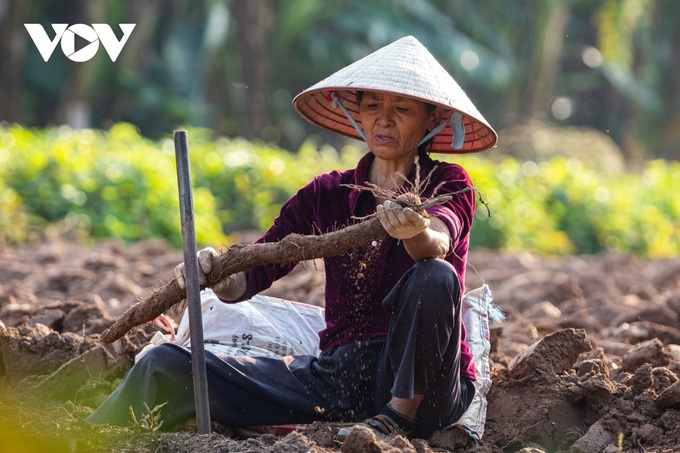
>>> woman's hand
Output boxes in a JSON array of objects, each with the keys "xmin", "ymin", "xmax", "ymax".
[
  {"xmin": 175, "ymin": 247, "xmax": 218, "ymax": 289},
  {"xmin": 174, "ymin": 247, "xmax": 246, "ymax": 301},
  {"xmin": 376, "ymin": 201, "xmax": 430, "ymax": 240},
  {"xmin": 377, "ymin": 200, "xmax": 451, "ymax": 260}
]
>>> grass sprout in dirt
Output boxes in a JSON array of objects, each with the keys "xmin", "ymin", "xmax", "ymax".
[
  {"xmin": 0, "ymin": 391, "xmax": 146, "ymax": 452},
  {"xmin": 0, "ymin": 391, "xmax": 270, "ymax": 453}
]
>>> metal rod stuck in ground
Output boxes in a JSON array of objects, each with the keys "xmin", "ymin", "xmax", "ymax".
[{"xmin": 174, "ymin": 130, "xmax": 211, "ymax": 434}]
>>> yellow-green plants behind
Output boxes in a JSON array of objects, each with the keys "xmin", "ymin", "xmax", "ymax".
[
  {"xmin": 185, "ymin": 129, "xmax": 361, "ymax": 236},
  {"xmin": 0, "ymin": 123, "xmax": 225, "ymax": 247},
  {"xmin": 0, "ymin": 123, "xmax": 360, "ymax": 248},
  {"xmin": 1, "ymin": 123, "xmax": 678, "ymax": 258},
  {"xmin": 454, "ymin": 156, "xmax": 576, "ymax": 255},
  {"xmin": 453, "ymin": 154, "xmax": 680, "ymax": 258}
]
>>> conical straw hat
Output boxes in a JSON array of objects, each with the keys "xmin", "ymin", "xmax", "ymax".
[{"xmin": 293, "ymin": 36, "xmax": 497, "ymax": 154}]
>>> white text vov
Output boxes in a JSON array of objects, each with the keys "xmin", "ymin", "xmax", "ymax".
[{"xmin": 24, "ymin": 24, "xmax": 136, "ymax": 62}]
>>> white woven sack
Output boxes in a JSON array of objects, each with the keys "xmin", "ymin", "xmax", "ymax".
[
  {"xmin": 136, "ymin": 289, "xmax": 325, "ymax": 362},
  {"xmin": 451, "ymin": 284, "xmax": 498, "ymax": 441}
]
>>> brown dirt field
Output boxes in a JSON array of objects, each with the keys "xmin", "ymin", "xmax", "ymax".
[{"xmin": 1, "ymin": 238, "xmax": 679, "ymax": 452}]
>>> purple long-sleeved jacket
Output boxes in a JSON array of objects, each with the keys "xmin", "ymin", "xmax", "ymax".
[{"xmin": 236, "ymin": 150, "xmax": 476, "ymax": 381}]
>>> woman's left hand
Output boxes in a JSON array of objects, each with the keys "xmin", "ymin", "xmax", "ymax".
[{"xmin": 376, "ymin": 200, "xmax": 430, "ymax": 240}]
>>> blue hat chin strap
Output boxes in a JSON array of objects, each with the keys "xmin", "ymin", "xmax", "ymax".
[
  {"xmin": 417, "ymin": 111, "xmax": 466, "ymax": 150},
  {"xmin": 330, "ymin": 91, "xmax": 465, "ymax": 150},
  {"xmin": 417, "ymin": 121, "xmax": 446, "ymax": 148},
  {"xmin": 330, "ymin": 92, "xmax": 367, "ymax": 142}
]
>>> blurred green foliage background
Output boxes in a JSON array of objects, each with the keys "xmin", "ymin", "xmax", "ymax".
[{"xmin": 2, "ymin": 0, "xmax": 680, "ymax": 161}]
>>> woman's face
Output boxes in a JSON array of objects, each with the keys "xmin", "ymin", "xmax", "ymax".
[{"xmin": 358, "ymin": 92, "xmax": 437, "ymax": 162}]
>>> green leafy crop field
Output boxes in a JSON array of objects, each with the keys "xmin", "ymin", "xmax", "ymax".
[{"xmin": 1, "ymin": 123, "xmax": 678, "ymax": 258}]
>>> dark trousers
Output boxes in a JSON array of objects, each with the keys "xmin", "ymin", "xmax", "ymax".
[{"xmin": 86, "ymin": 259, "xmax": 473, "ymax": 439}]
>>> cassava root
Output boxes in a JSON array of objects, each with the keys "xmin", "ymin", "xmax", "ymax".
[{"xmin": 99, "ymin": 215, "xmax": 387, "ymax": 343}]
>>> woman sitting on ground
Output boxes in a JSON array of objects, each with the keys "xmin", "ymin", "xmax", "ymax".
[{"xmin": 86, "ymin": 35, "xmax": 497, "ymax": 441}]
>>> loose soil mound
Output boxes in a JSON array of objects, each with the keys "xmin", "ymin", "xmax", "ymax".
[{"xmin": 1, "ymin": 239, "xmax": 679, "ymax": 452}]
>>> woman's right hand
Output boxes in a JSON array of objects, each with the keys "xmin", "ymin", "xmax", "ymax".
[{"xmin": 174, "ymin": 247, "xmax": 247, "ymax": 301}]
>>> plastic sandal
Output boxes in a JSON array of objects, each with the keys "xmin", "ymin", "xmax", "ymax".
[{"xmin": 336, "ymin": 414, "xmax": 410, "ymax": 442}]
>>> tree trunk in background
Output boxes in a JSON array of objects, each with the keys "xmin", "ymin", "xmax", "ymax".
[
  {"xmin": 0, "ymin": 0, "xmax": 26, "ymax": 121},
  {"xmin": 109, "ymin": 1, "xmax": 161, "ymax": 121},
  {"xmin": 656, "ymin": 2, "xmax": 680, "ymax": 160},
  {"xmin": 55, "ymin": 0, "xmax": 100, "ymax": 129},
  {"xmin": 233, "ymin": 0, "xmax": 273, "ymax": 140},
  {"xmin": 527, "ymin": 0, "xmax": 570, "ymax": 116}
]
